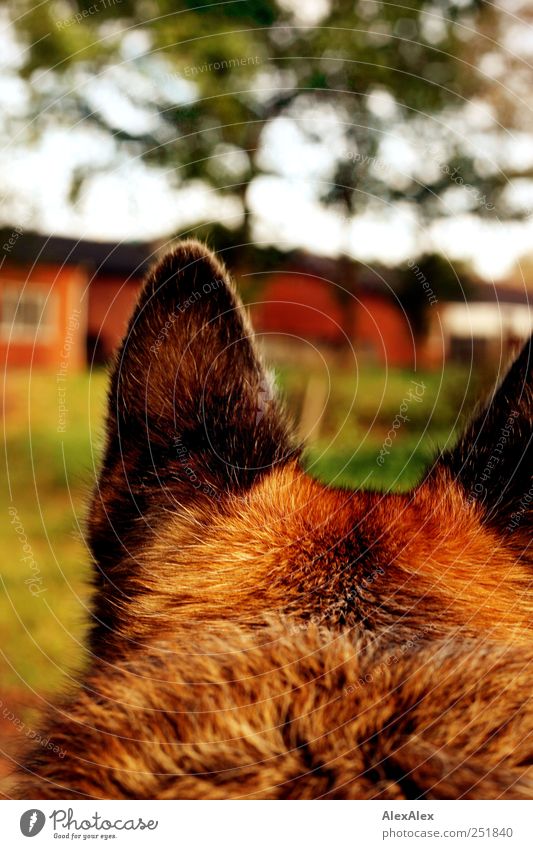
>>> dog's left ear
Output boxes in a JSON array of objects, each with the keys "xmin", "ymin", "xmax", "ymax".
[
  {"xmin": 439, "ymin": 335, "xmax": 532, "ymax": 534},
  {"xmin": 89, "ymin": 240, "xmax": 297, "ymax": 574}
]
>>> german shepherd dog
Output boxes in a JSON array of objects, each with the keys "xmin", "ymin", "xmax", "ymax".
[{"xmin": 13, "ymin": 241, "xmax": 533, "ymax": 799}]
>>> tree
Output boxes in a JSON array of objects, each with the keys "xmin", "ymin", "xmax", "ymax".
[
  {"xmin": 2, "ymin": 0, "xmax": 526, "ymax": 248},
  {"xmin": 397, "ymin": 252, "xmax": 474, "ymax": 339}
]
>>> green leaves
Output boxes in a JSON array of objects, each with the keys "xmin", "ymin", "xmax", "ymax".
[{"xmin": 4, "ymin": 0, "xmax": 516, "ymax": 241}]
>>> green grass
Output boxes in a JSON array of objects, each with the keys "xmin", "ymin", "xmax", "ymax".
[
  {"xmin": 0, "ymin": 360, "xmax": 486, "ymax": 702},
  {"xmin": 277, "ymin": 360, "xmax": 484, "ymax": 490},
  {"xmin": 1, "ymin": 369, "xmax": 107, "ymax": 701}
]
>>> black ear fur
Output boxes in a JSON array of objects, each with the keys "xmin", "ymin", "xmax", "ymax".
[
  {"xmin": 440, "ymin": 335, "xmax": 532, "ymax": 533},
  {"xmin": 89, "ymin": 240, "xmax": 297, "ymax": 583},
  {"xmin": 110, "ymin": 240, "xmax": 294, "ymax": 478}
]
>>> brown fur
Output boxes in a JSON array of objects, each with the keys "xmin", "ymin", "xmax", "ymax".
[{"xmin": 11, "ymin": 241, "xmax": 533, "ymax": 799}]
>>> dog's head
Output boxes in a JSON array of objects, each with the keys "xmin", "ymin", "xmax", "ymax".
[{"xmin": 88, "ymin": 241, "xmax": 532, "ymax": 651}]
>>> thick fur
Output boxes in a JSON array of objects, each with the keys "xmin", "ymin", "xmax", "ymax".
[{"xmin": 12, "ymin": 241, "xmax": 533, "ymax": 799}]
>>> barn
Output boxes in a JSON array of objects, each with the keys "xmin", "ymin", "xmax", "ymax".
[
  {"xmin": 0, "ymin": 230, "xmax": 154, "ymax": 371},
  {"xmin": 2, "ymin": 229, "xmax": 526, "ymax": 373},
  {"xmin": 0, "ymin": 233, "xmax": 417, "ymax": 371},
  {"xmin": 250, "ymin": 255, "xmax": 416, "ymax": 367}
]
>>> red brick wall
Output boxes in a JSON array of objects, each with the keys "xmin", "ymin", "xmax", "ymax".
[
  {"xmin": 353, "ymin": 294, "xmax": 415, "ymax": 367},
  {"xmin": 87, "ymin": 276, "xmax": 142, "ymax": 362},
  {"xmin": 249, "ymin": 273, "xmax": 415, "ymax": 367},
  {"xmin": 251, "ymin": 274, "xmax": 346, "ymax": 344}
]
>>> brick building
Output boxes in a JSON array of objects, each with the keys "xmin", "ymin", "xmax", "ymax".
[
  {"xmin": 1, "ymin": 231, "xmax": 528, "ymax": 371},
  {"xmin": 250, "ymin": 257, "xmax": 415, "ymax": 367}
]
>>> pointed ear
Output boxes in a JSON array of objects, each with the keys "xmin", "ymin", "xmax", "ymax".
[
  {"xmin": 439, "ymin": 335, "xmax": 532, "ymax": 534},
  {"xmin": 90, "ymin": 240, "xmax": 297, "ymax": 554}
]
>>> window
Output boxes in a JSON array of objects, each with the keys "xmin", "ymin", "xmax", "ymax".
[{"xmin": 0, "ymin": 284, "xmax": 55, "ymax": 342}]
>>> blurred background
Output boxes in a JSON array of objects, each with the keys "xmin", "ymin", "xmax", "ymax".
[{"xmin": 1, "ymin": 0, "xmax": 533, "ymax": 790}]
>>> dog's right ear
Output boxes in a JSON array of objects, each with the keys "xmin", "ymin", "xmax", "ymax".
[
  {"xmin": 89, "ymin": 240, "xmax": 297, "ymax": 569},
  {"xmin": 438, "ymin": 334, "xmax": 532, "ymax": 536}
]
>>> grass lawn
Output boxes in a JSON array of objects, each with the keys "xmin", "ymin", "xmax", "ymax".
[
  {"xmin": 0, "ymin": 359, "xmax": 487, "ymax": 707},
  {"xmin": 1, "ymin": 369, "xmax": 106, "ymax": 703}
]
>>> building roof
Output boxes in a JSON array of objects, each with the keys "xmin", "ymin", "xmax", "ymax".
[
  {"xmin": 2, "ymin": 231, "xmax": 529, "ymax": 307},
  {"xmin": 470, "ymin": 281, "xmax": 532, "ymax": 305},
  {"xmin": 0, "ymin": 229, "xmax": 157, "ymax": 278}
]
